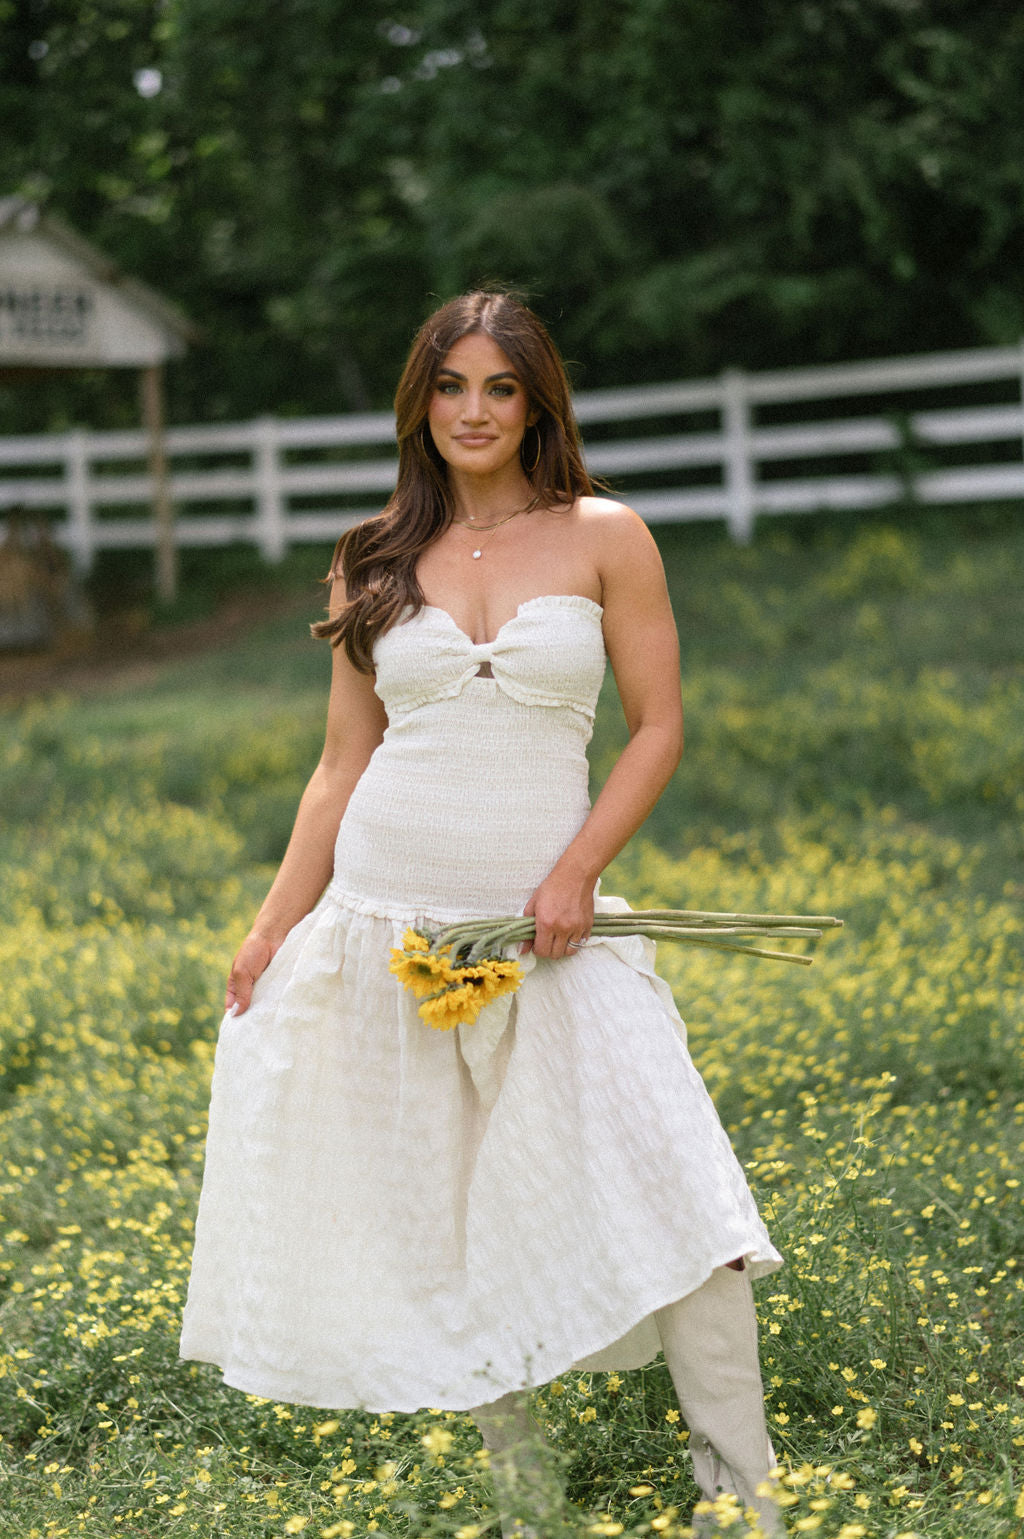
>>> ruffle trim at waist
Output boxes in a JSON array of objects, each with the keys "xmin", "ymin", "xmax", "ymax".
[
  {"xmin": 323, "ymin": 882, "xmax": 518, "ymax": 927},
  {"xmin": 277, "ymin": 885, "xmax": 688, "ymax": 1113}
]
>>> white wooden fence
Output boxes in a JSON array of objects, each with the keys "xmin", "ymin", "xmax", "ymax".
[{"xmin": 2, "ymin": 341, "xmax": 1023, "ymax": 570}]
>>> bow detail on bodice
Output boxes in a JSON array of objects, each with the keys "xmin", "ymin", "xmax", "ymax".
[{"xmin": 372, "ymin": 594, "xmax": 606, "ymax": 721}]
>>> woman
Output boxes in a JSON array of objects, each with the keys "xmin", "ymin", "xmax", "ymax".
[{"xmin": 179, "ymin": 292, "xmax": 784, "ymax": 1536}]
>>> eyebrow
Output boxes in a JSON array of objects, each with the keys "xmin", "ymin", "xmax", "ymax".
[{"xmin": 435, "ymin": 368, "xmax": 520, "ymax": 383}]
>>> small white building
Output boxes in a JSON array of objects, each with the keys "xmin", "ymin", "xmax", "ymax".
[{"xmin": 0, "ymin": 197, "xmax": 196, "ymax": 600}]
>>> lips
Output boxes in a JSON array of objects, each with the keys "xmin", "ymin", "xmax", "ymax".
[{"xmin": 454, "ymin": 434, "xmax": 497, "ymax": 445}]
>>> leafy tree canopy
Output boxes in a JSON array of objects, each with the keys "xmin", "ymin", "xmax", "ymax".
[{"xmin": 3, "ymin": 0, "xmax": 1024, "ymax": 428}]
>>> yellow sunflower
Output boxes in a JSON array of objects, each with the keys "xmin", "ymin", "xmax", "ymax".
[
  {"xmin": 418, "ymin": 981, "xmax": 482, "ymax": 1031},
  {"xmin": 415, "ymin": 957, "xmax": 525, "ymax": 1030},
  {"xmin": 388, "ymin": 943, "xmax": 457, "ymax": 999}
]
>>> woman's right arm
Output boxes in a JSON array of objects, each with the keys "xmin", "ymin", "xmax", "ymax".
[{"xmin": 225, "ymin": 582, "xmax": 388, "ymax": 1015}]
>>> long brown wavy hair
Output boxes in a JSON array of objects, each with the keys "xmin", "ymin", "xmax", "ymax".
[{"xmin": 311, "ymin": 291, "xmax": 596, "ymax": 671}]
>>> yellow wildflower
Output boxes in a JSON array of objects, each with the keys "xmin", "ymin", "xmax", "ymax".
[{"xmin": 421, "ymin": 1427, "xmax": 455, "ymax": 1456}]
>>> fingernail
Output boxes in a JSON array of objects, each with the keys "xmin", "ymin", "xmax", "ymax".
[{"xmin": 227, "ymin": 1003, "xmax": 239, "ymax": 1018}]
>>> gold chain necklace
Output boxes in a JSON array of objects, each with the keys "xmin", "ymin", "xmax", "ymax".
[{"xmin": 451, "ymin": 506, "xmax": 525, "ymax": 559}]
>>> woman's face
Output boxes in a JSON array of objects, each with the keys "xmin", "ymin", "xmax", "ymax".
[{"xmin": 426, "ymin": 331, "xmax": 534, "ymax": 479}]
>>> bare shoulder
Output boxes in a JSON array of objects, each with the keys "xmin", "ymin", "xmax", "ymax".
[
  {"xmin": 572, "ymin": 496, "xmax": 666, "ymax": 593},
  {"xmin": 575, "ymin": 493, "xmax": 646, "ymax": 528},
  {"xmin": 575, "ymin": 494, "xmax": 658, "ymax": 548}
]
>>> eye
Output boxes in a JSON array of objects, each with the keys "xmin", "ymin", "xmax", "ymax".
[
  {"xmin": 489, "ymin": 383, "xmax": 516, "ymax": 397},
  {"xmin": 435, "ymin": 378, "xmax": 461, "ymax": 395}
]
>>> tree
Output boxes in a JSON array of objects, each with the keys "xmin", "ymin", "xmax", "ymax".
[{"xmin": 3, "ymin": 0, "xmax": 1024, "ymax": 430}]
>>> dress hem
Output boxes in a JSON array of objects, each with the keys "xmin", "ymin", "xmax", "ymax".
[{"xmin": 179, "ymin": 1241, "xmax": 783, "ymax": 1414}]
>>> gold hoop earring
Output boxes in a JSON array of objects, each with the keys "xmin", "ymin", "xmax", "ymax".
[{"xmin": 522, "ymin": 424, "xmax": 542, "ymax": 474}]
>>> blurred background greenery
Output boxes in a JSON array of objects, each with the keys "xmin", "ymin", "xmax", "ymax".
[{"xmin": 4, "ymin": 0, "xmax": 1024, "ymax": 430}]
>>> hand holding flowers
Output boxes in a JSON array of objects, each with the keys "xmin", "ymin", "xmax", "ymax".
[{"xmin": 390, "ymin": 906, "xmax": 843, "ymax": 1031}]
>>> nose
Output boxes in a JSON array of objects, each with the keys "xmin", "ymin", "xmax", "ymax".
[{"xmin": 459, "ymin": 389, "xmax": 489, "ymax": 424}]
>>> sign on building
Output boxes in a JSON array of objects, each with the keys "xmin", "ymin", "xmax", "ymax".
[{"xmin": 0, "ymin": 199, "xmax": 192, "ymax": 369}]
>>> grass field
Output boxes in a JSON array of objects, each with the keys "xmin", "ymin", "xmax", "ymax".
[{"xmin": 0, "ymin": 509, "xmax": 1022, "ymax": 1538}]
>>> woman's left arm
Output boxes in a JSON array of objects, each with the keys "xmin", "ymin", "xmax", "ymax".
[{"xmin": 524, "ymin": 504, "xmax": 683, "ymax": 957}]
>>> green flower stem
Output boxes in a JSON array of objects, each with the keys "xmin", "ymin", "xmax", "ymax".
[
  {"xmin": 572, "ymin": 923, "xmax": 824, "ymax": 938},
  {"xmin": 614, "ymin": 908, "xmax": 843, "ymax": 927},
  {"xmin": 435, "ymin": 919, "xmax": 534, "ymax": 954},
  {"xmin": 434, "ymin": 908, "xmax": 842, "ymax": 940},
  {"xmin": 663, "ymin": 937, "xmax": 814, "ymax": 965},
  {"xmin": 426, "ymin": 906, "xmax": 842, "ymax": 967}
]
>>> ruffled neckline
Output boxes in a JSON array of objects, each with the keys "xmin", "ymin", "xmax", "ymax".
[
  {"xmin": 374, "ymin": 592, "xmax": 607, "ymax": 719},
  {"xmin": 417, "ymin": 593, "xmax": 603, "ymax": 651}
]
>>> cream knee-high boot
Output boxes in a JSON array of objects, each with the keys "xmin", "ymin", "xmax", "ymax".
[
  {"xmin": 655, "ymin": 1266, "xmax": 784, "ymax": 1536},
  {"xmin": 470, "ymin": 1390, "xmax": 558, "ymax": 1539}
]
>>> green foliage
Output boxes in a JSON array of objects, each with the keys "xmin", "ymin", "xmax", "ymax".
[
  {"xmin": 591, "ymin": 517, "xmax": 1024, "ymax": 860},
  {"xmin": 5, "ymin": 3, "xmax": 1024, "ymax": 428},
  {"xmin": 3, "ymin": 795, "xmax": 244, "ymax": 928}
]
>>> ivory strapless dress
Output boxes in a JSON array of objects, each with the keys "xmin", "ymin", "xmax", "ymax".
[{"xmin": 179, "ymin": 595, "xmax": 782, "ymax": 1412}]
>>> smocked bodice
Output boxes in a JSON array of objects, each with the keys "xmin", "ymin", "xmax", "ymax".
[
  {"xmin": 372, "ymin": 594, "xmax": 606, "ymax": 722},
  {"xmin": 331, "ymin": 595, "xmax": 607, "ymax": 920}
]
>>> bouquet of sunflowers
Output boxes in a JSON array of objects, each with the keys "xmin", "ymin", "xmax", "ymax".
[{"xmin": 390, "ymin": 907, "xmax": 842, "ymax": 1031}]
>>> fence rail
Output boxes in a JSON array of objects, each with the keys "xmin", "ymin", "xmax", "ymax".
[{"xmin": 2, "ymin": 341, "xmax": 1023, "ymax": 570}]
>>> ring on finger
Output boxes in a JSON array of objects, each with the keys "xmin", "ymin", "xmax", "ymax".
[{"xmin": 567, "ymin": 937, "xmax": 588, "ymax": 949}]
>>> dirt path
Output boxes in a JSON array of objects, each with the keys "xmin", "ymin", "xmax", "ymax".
[{"xmin": 0, "ymin": 589, "xmax": 314, "ymax": 701}]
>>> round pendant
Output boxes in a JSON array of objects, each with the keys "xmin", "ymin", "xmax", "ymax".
[{"xmin": 472, "ymin": 549, "xmax": 482, "ymax": 559}]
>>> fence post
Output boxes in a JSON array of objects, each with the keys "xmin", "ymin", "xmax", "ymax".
[
  {"xmin": 254, "ymin": 415, "xmax": 286, "ymax": 562},
  {"xmin": 721, "ymin": 368, "xmax": 756, "ymax": 543},
  {"xmin": 64, "ymin": 428, "xmax": 94, "ymax": 574},
  {"xmin": 140, "ymin": 363, "xmax": 177, "ymax": 604}
]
